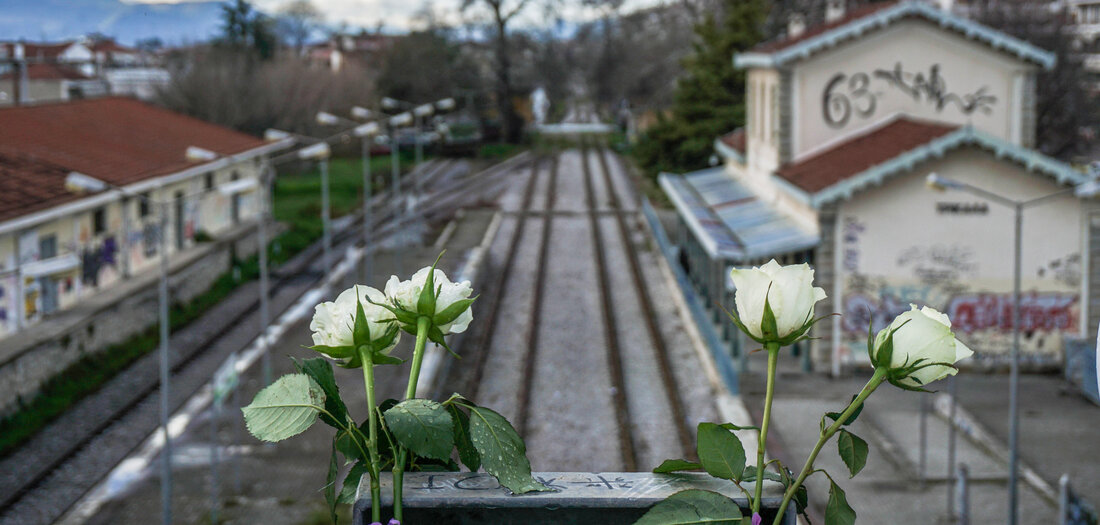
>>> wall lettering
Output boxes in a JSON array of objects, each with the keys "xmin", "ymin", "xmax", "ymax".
[{"xmin": 822, "ymin": 63, "xmax": 996, "ymax": 128}]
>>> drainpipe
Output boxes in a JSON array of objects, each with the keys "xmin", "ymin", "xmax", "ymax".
[{"xmin": 12, "ymin": 43, "xmax": 27, "ymax": 107}]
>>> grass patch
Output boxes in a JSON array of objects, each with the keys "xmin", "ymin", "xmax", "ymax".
[
  {"xmin": 477, "ymin": 142, "xmax": 523, "ymax": 160},
  {"xmin": 0, "ymin": 152, "xmax": 422, "ymax": 459}
]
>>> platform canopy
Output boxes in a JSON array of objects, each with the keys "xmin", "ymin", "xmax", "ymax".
[{"xmin": 659, "ymin": 167, "xmax": 819, "ymax": 261}]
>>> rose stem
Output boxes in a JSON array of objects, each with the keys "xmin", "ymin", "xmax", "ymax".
[{"xmin": 771, "ymin": 368, "xmax": 887, "ymax": 525}]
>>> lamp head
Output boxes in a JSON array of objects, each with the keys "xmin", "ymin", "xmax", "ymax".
[
  {"xmin": 186, "ymin": 146, "xmax": 219, "ymax": 162},
  {"xmin": 435, "ymin": 98, "xmax": 456, "ymax": 111},
  {"xmin": 389, "ymin": 112, "xmax": 413, "ymax": 127},
  {"xmin": 65, "ymin": 172, "xmax": 109, "ymax": 194},
  {"xmin": 925, "ymin": 172, "xmax": 957, "ymax": 192},
  {"xmin": 381, "ymin": 97, "xmax": 401, "ymax": 110},
  {"xmin": 413, "ymin": 104, "xmax": 434, "ymax": 118},
  {"xmin": 297, "ymin": 142, "xmax": 331, "ymax": 160},
  {"xmin": 353, "ymin": 122, "xmax": 380, "ymax": 137},
  {"xmin": 265, "ymin": 128, "xmax": 293, "ymax": 142},
  {"xmin": 351, "ymin": 106, "xmax": 373, "ymax": 120},
  {"xmin": 316, "ymin": 111, "xmax": 341, "ymax": 126}
]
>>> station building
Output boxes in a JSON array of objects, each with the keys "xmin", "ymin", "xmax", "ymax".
[
  {"xmin": 661, "ymin": 1, "xmax": 1097, "ymax": 373},
  {"xmin": 0, "ymin": 97, "xmax": 288, "ymax": 339}
]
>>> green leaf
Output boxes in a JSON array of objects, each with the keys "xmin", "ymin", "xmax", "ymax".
[
  {"xmin": 353, "ymin": 292, "xmax": 372, "ymax": 347},
  {"xmin": 825, "ymin": 395, "xmax": 864, "ymax": 426},
  {"xmin": 417, "ymin": 255, "xmax": 442, "ymax": 317},
  {"xmin": 634, "ymin": 489, "xmax": 743, "ymax": 524},
  {"xmin": 696, "ymin": 422, "xmax": 746, "ymax": 482},
  {"xmin": 371, "ymin": 354, "xmax": 405, "ymax": 366},
  {"xmin": 742, "ymin": 465, "xmax": 783, "ymax": 484},
  {"xmin": 794, "ymin": 484, "xmax": 809, "ymax": 515},
  {"xmin": 825, "ymin": 479, "xmax": 857, "ymax": 525},
  {"xmin": 760, "ymin": 283, "xmax": 778, "ymax": 340},
  {"xmin": 292, "ymin": 357, "xmax": 349, "ymax": 431},
  {"xmin": 718, "ymin": 422, "xmax": 760, "ymax": 431},
  {"xmin": 433, "ymin": 298, "xmax": 475, "ymax": 326},
  {"xmin": 837, "ymin": 430, "xmax": 869, "ymax": 478},
  {"xmin": 242, "ymin": 374, "xmax": 325, "ymax": 442},
  {"xmin": 653, "ymin": 459, "xmax": 703, "ymax": 473},
  {"xmin": 466, "ymin": 406, "xmax": 552, "ymax": 494},
  {"xmin": 310, "ymin": 344, "xmax": 355, "ymax": 360},
  {"xmin": 335, "ymin": 428, "xmax": 363, "ymax": 464},
  {"xmin": 448, "ymin": 405, "xmax": 480, "ymax": 471},
  {"xmin": 337, "ymin": 461, "xmax": 368, "ymax": 505},
  {"xmin": 383, "ymin": 399, "xmax": 454, "ymax": 461},
  {"xmin": 325, "ymin": 438, "xmax": 339, "ymax": 524}
]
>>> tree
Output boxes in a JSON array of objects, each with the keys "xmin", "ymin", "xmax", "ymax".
[
  {"xmin": 276, "ymin": 0, "xmax": 324, "ymax": 56},
  {"xmin": 460, "ymin": 0, "xmax": 536, "ymax": 143},
  {"xmin": 376, "ymin": 29, "xmax": 483, "ymax": 106},
  {"xmin": 634, "ymin": 0, "xmax": 768, "ymax": 177},
  {"xmin": 970, "ymin": 0, "xmax": 1098, "ymax": 159},
  {"xmin": 219, "ymin": 0, "xmax": 277, "ymax": 60}
]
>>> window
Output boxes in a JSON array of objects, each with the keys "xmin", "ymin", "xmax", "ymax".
[
  {"xmin": 39, "ymin": 234, "xmax": 57, "ymax": 259},
  {"xmin": 205, "ymin": 173, "xmax": 214, "ymax": 191},
  {"xmin": 139, "ymin": 192, "xmax": 151, "ymax": 218},
  {"xmin": 93, "ymin": 208, "xmax": 106, "ymax": 235}
]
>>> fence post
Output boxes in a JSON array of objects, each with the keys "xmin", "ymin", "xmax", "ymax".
[{"xmin": 955, "ymin": 463, "xmax": 969, "ymax": 525}]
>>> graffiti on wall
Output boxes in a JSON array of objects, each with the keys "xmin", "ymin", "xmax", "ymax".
[
  {"xmin": 946, "ymin": 292, "xmax": 1078, "ymax": 333},
  {"xmin": 822, "ymin": 62, "xmax": 997, "ymax": 128},
  {"xmin": 81, "ymin": 236, "xmax": 118, "ymax": 287}
]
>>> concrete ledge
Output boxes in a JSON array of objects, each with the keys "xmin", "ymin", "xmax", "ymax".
[{"xmin": 353, "ymin": 472, "xmax": 794, "ymax": 525}]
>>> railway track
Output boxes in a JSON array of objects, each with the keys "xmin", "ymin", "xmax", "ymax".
[
  {"xmin": 456, "ymin": 142, "xmax": 696, "ymax": 473},
  {"xmin": 0, "ymin": 154, "xmax": 529, "ymax": 525}
]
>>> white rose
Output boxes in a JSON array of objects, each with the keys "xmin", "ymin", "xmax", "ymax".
[
  {"xmin": 310, "ymin": 285, "xmax": 398, "ymax": 355},
  {"xmin": 873, "ymin": 305, "xmax": 973, "ymax": 387},
  {"xmin": 385, "ymin": 267, "xmax": 474, "ymax": 334},
  {"xmin": 728, "ymin": 260, "xmax": 827, "ymax": 342}
]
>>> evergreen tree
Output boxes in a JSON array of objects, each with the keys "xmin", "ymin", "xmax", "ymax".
[{"xmin": 635, "ymin": 0, "xmax": 768, "ymax": 178}]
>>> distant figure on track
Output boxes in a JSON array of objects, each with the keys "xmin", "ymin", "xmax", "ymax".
[{"xmin": 532, "ymin": 87, "xmax": 550, "ymax": 125}]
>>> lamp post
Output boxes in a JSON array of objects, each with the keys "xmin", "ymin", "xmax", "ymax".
[
  {"xmin": 925, "ymin": 173, "xmax": 1100, "ymax": 525},
  {"xmin": 265, "ymin": 130, "xmax": 333, "ymax": 274},
  {"xmin": 65, "ymin": 168, "xmax": 252, "ymax": 525},
  {"xmin": 317, "ymin": 111, "xmax": 381, "ymax": 283}
]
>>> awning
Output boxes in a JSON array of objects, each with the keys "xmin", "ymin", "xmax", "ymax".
[
  {"xmin": 22, "ymin": 253, "xmax": 81, "ymax": 278},
  {"xmin": 659, "ymin": 168, "xmax": 820, "ymax": 261}
]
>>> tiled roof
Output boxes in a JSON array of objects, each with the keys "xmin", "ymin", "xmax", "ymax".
[
  {"xmin": 776, "ymin": 117, "xmax": 957, "ymax": 193},
  {"xmin": 737, "ymin": 1, "xmax": 1055, "ymax": 69},
  {"xmin": 0, "ymin": 149, "xmax": 82, "ymax": 223},
  {"xmin": 0, "ymin": 63, "xmax": 91, "ymax": 81},
  {"xmin": 0, "ymin": 42, "xmax": 79, "ymax": 60},
  {"xmin": 752, "ymin": 2, "xmax": 899, "ymax": 54},
  {"xmin": 0, "ymin": 97, "xmax": 267, "ymax": 222},
  {"xmin": 718, "ymin": 128, "xmax": 746, "ymax": 154}
]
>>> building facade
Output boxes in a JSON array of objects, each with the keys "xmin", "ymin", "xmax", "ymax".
[
  {"xmin": 662, "ymin": 1, "xmax": 1096, "ymax": 373},
  {"xmin": 0, "ymin": 97, "xmax": 289, "ymax": 339}
]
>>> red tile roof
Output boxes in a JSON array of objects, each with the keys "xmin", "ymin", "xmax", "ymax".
[
  {"xmin": 0, "ymin": 149, "xmax": 82, "ymax": 223},
  {"xmin": 0, "ymin": 97, "xmax": 267, "ymax": 223},
  {"xmin": 752, "ymin": 2, "xmax": 899, "ymax": 54},
  {"xmin": 776, "ymin": 117, "xmax": 957, "ymax": 193},
  {"xmin": 719, "ymin": 128, "xmax": 746, "ymax": 154},
  {"xmin": 0, "ymin": 63, "xmax": 91, "ymax": 81},
  {"xmin": 0, "ymin": 42, "xmax": 80, "ymax": 60}
]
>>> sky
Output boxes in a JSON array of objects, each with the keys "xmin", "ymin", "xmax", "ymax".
[{"xmin": 122, "ymin": 0, "xmax": 667, "ymax": 32}]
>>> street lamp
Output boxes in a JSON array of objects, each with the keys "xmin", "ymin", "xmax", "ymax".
[
  {"xmin": 925, "ymin": 172, "xmax": 1100, "ymax": 525},
  {"xmin": 316, "ymin": 110, "xmax": 382, "ymax": 283},
  {"xmin": 65, "ymin": 167, "xmax": 246, "ymax": 525}
]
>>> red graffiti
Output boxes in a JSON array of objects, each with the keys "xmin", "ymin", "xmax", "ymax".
[{"xmin": 946, "ymin": 292, "xmax": 1078, "ymax": 333}]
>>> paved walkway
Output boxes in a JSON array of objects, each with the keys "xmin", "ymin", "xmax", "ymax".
[{"xmin": 742, "ymin": 350, "xmax": 1099, "ymax": 524}]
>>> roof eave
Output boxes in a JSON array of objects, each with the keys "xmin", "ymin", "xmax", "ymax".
[
  {"xmin": 713, "ymin": 137, "xmax": 745, "ymax": 164},
  {"xmin": 739, "ymin": 1, "xmax": 1056, "ymax": 70},
  {"xmin": 0, "ymin": 138, "xmax": 293, "ymax": 237},
  {"xmin": 809, "ymin": 127, "xmax": 1086, "ymax": 208}
]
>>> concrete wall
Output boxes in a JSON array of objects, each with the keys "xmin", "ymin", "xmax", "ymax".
[
  {"xmin": 791, "ymin": 19, "xmax": 1035, "ymax": 160},
  {"xmin": 831, "ymin": 147, "xmax": 1084, "ymax": 368},
  {"xmin": 0, "ymin": 224, "xmax": 260, "ymax": 418}
]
